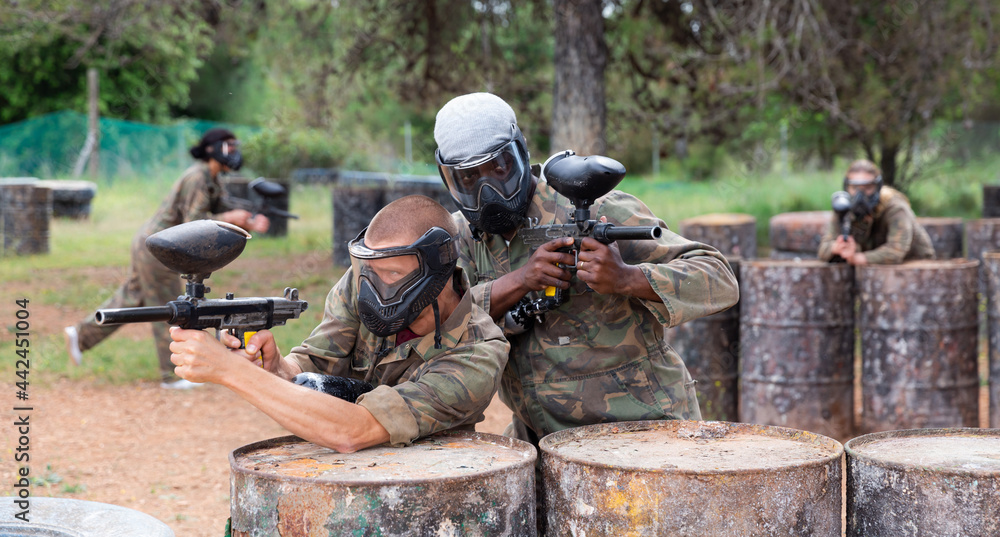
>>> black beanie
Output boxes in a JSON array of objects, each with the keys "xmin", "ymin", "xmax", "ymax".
[{"xmin": 190, "ymin": 128, "xmax": 236, "ymax": 161}]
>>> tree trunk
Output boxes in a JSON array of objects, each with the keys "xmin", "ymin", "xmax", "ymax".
[
  {"xmin": 551, "ymin": 0, "xmax": 607, "ymax": 156},
  {"xmin": 879, "ymin": 143, "xmax": 899, "ymax": 188}
]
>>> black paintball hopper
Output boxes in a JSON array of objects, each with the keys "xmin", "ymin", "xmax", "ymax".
[
  {"xmin": 542, "ymin": 150, "xmax": 627, "ymax": 209},
  {"xmin": 249, "ymin": 177, "xmax": 287, "ymax": 197},
  {"xmin": 145, "ymin": 219, "xmax": 251, "ymax": 276}
]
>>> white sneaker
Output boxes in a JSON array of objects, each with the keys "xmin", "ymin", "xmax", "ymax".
[
  {"xmin": 64, "ymin": 326, "xmax": 82, "ymax": 365},
  {"xmin": 160, "ymin": 379, "xmax": 203, "ymax": 390}
]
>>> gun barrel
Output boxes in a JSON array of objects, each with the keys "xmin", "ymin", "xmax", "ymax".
[
  {"xmin": 597, "ymin": 225, "xmax": 662, "ymax": 243},
  {"xmin": 265, "ymin": 207, "xmax": 299, "ymax": 219},
  {"xmin": 96, "ymin": 305, "xmax": 174, "ymax": 325}
]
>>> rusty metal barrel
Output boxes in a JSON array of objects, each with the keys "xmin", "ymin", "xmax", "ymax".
[
  {"xmin": 985, "ymin": 252, "xmax": 1000, "ymax": 428},
  {"xmin": 916, "ymin": 216, "xmax": 964, "ymax": 259},
  {"xmin": 0, "ymin": 496, "xmax": 174, "ymax": 535},
  {"xmin": 230, "ymin": 433, "xmax": 537, "ymax": 536},
  {"xmin": 846, "ymin": 428, "xmax": 1000, "ymax": 536},
  {"xmin": 540, "ymin": 420, "xmax": 843, "ymax": 536},
  {"xmin": 739, "ymin": 259, "xmax": 855, "ymax": 440},
  {"xmin": 768, "ymin": 211, "xmax": 831, "ymax": 259},
  {"xmin": 984, "ymin": 184, "xmax": 1000, "ymax": 217},
  {"xmin": 678, "ymin": 212, "xmax": 757, "ymax": 258},
  {"xmin": 0, "ymin": 183, "xmax": 52, "ymax": 256},
  {"xmin": 666, "ymin": 258, "xmax": 741, "ymax": 421},
  {"xmin": 857, "ymin": 260, "xmax": 979, "ymax": 433},
  {"xmin": 966, "ymin": 218, "xmax": 1000, "ymax": 295}
]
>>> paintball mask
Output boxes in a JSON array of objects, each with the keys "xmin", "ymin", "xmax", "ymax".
[
  {"xmin": 211, "ymin": 139, "xmax": 243, "ymax": 171},
  {"xmin": 436, "ymin": 126, "xmax": 534, "ymax": 236},
  {"xmin": 843, "ymin": 174, "xmax": 883, "ymax": 216},
  {"xmin": 349, "ymin": 226, "xmax": 458, "ymax": 345}
]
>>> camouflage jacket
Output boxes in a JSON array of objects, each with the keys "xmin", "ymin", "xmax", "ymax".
[
  {"xmin": 818, "ymin": 187, "xmax": 936, "ymax": 264},
  {"xmin": 454, "ymin": 176, "xmax": 740, "ymax": 438},
  {"xmin": 286, "ymin": 269, "xmax": 509, "ymax": 447},
  {"xmin": 138, "ymin": 163, "xmax": 226, "ymax": 238}
]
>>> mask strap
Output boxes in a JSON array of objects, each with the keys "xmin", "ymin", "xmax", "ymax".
[{"xmin": 432, "ymin": 301, "xmax": 442, "ymax": 349}]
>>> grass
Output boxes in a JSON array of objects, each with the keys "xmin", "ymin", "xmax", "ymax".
[{"xmin": 2, "ymin": 156, "xmax": 994, "ymax": 385}]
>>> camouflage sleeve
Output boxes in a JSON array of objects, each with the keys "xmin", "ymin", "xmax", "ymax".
[
  {"xmin": 451, "ymin": 210, "xmax": 504, "ymax": 330},
  {"xmin": 863, "ymin": 205, "xmax": 913, "ymax": 264},
  {"xmin": 817, "ymin": 213, "xmax": 841, "ymax": 261},
  {"xmin": 285, "ymin": 271, "xmax": 360, "ymax": 375},
  {"xmin": 595, "ymin": 191, "xmax": 739, "ymax": 328},
  {"xmin": 372, "ymin": 317, "xmax": 508, "ymax": 443},
  {"xmin": 452, "ymin": 210, "xmax": 477, "ymax": 274},
  {"xmin": 177, "ymin": 169, "xmax": 217, "ymax": 222}
]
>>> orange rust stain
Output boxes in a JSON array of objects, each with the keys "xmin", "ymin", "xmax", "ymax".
[
  {"xmin": 273, "ymin": 458, "xmax": 345, "ymax": 478},
  {"xmin": 440, "ymin": 441, "xmax": 476, "ymax": 449},
  {"xmin": 594, "ymin": 477, "xmax": 660, "ymax": 534}
]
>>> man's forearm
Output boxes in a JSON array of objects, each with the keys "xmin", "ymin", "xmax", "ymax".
[
  {"xmin": 222, "ymin": 360, "xmax": 389, "ymax": 453},
  {"xmin": 487, "ymin": 271, "xmax": 531, "ymax": 321}
]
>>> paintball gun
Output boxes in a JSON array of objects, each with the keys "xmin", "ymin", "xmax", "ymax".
[
  {"xmin": 223, "ymin": 177, "xmax": 299, "ymax": 220},
  {"xmin": 829, "ymin": 190, "xmax": 853, "ymax": 264},
  {"xmin": 94, "ymin": 220, "xmax": 308, "ymax": 349},
  {"xmin": 831, "ymin": 190, "xmax": 853, "ymax": 240},
  {"xmin": 510, "ymin": 150, "xmax": 663, "ymax": 327}
]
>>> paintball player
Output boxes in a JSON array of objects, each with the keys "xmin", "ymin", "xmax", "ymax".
[
  {"xmin": 65, "ymin": 128, "xmax": 269, "ymax": 389},
  {"xmin": 167, "ymin": 195, "xmax": 510, "ymax": 452},
  {"xmin": 818, "ymin": 159, "xmax": 935, "ymax": 265},
  {"xmin": 433, "ymin": 92, "xmax": 740, "ymax": 445}
]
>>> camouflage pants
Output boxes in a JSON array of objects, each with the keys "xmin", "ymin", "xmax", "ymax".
[{"xmin": 75, "ymin": 232, "xmax": 181, "ymax": 381}]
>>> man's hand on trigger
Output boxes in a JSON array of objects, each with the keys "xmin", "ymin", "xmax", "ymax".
[{"xmin": 517, "ymin": 236, "xmax": 575, "ymax": 293}]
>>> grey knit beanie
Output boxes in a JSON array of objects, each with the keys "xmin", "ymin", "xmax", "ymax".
[{"xmin": 434, "ymin": 93, "xmax": 519, "ymax": 163}]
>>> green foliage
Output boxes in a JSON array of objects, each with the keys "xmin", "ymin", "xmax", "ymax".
[
  {"xmin": 242, "ymin": 127, "xmax": 348, "ymax": 180},
  {"xmin": 0, "ymin": 1, "xmax": 212, "ymax": 123}
]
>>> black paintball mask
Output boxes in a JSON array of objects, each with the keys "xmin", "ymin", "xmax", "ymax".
[
  {"xmin": 436, "ymin": 125, "xmax": 534, "ymax": 237},
  {"xmin": 211, "ymin": 139, "xmax": 243, "ymax": 171},
  {"xmin": 843, "ymin": 174, "xmax": 883, "ymax": 217},
  {"xmin": 349, "ymin": 226, "xmax": 458, "ymax": 348}
]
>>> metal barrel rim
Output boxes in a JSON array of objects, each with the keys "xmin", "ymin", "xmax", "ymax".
[{"xmin": 846, "ymin": 427, "xmax": 1000, "ymax": 477}]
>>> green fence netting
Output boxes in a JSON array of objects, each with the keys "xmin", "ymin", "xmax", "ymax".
[{"xmin": 0, "ymin": 111, "xmax": 259, "ymax": 180}]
